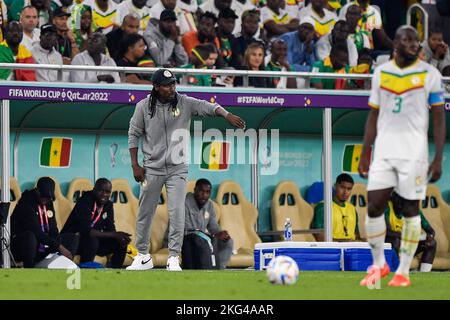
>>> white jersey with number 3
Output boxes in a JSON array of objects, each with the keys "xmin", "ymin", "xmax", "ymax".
[{"xmin": 368, "ymin": 59, "xmax": 445, "ymax": 162}]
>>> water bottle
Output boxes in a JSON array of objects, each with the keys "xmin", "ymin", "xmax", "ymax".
[{"xmin": 284, "ymin": 218, "xmax": 292, "ymax": 241}]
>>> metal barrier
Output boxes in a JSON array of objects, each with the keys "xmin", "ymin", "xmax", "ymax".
[{"xmin": 0, "ymin": 62, "xmax": 449, "ymax": 84}]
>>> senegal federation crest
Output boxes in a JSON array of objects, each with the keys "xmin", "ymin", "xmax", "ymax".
[{"xmin": 415, "ymin": 176, "xmax": 422, "ymax": 186}]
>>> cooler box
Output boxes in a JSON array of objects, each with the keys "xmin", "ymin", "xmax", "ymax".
[
  {"xmin": 254, "ymin": 242, "xmax": 393, "ymax": 271},
  {"xmin": 340, "ymin": 242, "xmax": 394, "ymax": 271}
]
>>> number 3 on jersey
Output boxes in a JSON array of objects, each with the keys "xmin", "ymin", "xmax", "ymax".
[{"xmin": 393, "ymin": 97, "xmax": 402, "ymax": 113}]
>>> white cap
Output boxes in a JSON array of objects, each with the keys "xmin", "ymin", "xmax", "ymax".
[{"xmin": 299, "ymin": 16, "xmax": 316, "ymax": 27}]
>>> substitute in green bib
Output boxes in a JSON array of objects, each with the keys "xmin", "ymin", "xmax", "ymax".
[
  {"xmin": 311, "ymin": 173, "xmax": 360, "ymax": 242},
  {"xmin": 384, "ymin": 192, "xmax": 436, "ymax": 272}
]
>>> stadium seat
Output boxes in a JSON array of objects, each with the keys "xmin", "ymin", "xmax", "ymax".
[
  {"xmin": 37, "ymin": 177, "xmax": 72, "ymax": 230},
  {"xmin": 149, "ymin": 186, "xmax": 169, "ymax": 267},
  {"xmin": 111, "ymin": 179, "xmax": 139, "ymax": 266},
  {"xmin": 111, "ymin": 179, "xmax": 138, "ymax": 219},
  {"xmin": 66, "ymin": 178, "xmax": 94, "ymax": 206},
  {"xmin": 271, "ymin": 181, "xmax": 315, "ymax": 241},
  {"xmin": 419, "ymin": 185, "xmax": 450, "ymax": 270},
  {"xmin": 0, "ymin": 177, "xmax": 21, "ymax": 216},
  {"xmin": 186, "ymin": 180, "xmax": 196, "ymax": 193},
  {"xmin": 216, "ymin": 180, "xmax": 261, "ymax": 267},
  {"xmin": 349, "ymin": 183, "xmax": 368, "ymax": 239}
]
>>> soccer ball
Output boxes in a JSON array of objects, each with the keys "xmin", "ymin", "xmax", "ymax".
[{"xmin": 266, "ymin": 255, "xmax": 299, "ymax": 285}]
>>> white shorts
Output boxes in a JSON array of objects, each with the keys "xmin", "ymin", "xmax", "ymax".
[{"xmin": 367, "ymin": 159, "xmax": 428, "ymax": 200}]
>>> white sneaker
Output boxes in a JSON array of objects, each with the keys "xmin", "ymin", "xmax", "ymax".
[
  {"xmin": 126, "ymin": 253, "xmax": 154, "ymax": 271},
  {"xmin": 166, "ymin": 256, "xmax": 182, "ymax": 271}
]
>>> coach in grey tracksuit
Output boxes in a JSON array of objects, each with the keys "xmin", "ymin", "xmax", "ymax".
[{"xmin": 128, "ymin": 68, "xmax": 245, "ymax": 260}]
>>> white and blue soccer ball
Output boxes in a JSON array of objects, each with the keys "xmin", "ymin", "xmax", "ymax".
[{"xmin": 266, "ymin": 255, "xmax": 299, "ymax": 285}]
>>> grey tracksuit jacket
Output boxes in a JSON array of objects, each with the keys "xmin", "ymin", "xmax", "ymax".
[
  {"xmin": 128, "ymin": 93, "xmax": 220, "ymax": 175},
  {"xmin": 143, "ymin": 22, "xmax": 188, "ymax": 67},
  {"xmin": 128, "ymin": 93, "xmax": 220, "ymax": 256}
]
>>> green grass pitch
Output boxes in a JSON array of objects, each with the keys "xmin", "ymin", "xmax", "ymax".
[{"xmin": 1, "ymin": 269, "xmax": 450, "ymax": 300}]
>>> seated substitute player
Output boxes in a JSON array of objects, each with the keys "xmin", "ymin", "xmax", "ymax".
[
  {"xmin": 62, "ymin": 178, "xmax": 131, "ymax": 268},
  {"xmin": 384, "ymin": 192, "xmax": 436, "ymax": 272},
  {"xmin": 311, "ymin": 173, "xmax": 361, "ymax": 242},
  {"xmin": 358, "ymin": 26, "xmax": 446, "ymax": 287},
  {"xmin": 182, "ymin": 179, "xmax": 233, "ymax": 270},
  {"xmin": 10, "ymin": 177, "xmax": 79, "ymax": 268}
]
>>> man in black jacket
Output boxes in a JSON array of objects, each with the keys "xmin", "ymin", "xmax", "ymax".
[
  {"xmin": 62, "ymin": 178, "xmax": 131, "ymax": 268},
  {"xmin": 106, "ymin": 14, "xmax": 140, "ymax": 60},
  {"xmin": 10, "ymin": 177, "xmax": 78, "ymax": 268}
]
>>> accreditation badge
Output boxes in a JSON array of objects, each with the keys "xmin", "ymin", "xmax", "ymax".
[
  {"xmin": 102, "ymin": 212, "xmax": 108, "ymax": 220},
  {"xmin": 173, "ymin": 108, "xmax": 180, "ymax": 117}
]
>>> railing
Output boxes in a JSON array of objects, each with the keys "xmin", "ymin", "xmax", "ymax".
[
  {"xmin": 1, "ymin": 63, "xmax": 450, "ymax": 86},
  {"xmin": 0, "ymin": 63, "xmax": 370, "ymax": 89}
]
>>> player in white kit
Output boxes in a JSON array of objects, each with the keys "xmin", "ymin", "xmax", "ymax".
[{"xmin": 358, "ymin": 26, "xmax": 446, "ymax": 287}]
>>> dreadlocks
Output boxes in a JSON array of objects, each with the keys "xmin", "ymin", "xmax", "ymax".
[
  {"xmin": 148, "ymin": 87, "xmax": 179, "ymax": 118},
  {"xmin": 148, "ymin": 87, "xmax": 158, "ymax": 118}
]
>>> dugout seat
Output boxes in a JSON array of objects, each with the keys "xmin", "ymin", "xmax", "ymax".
[
  {"xmin": 111, "ymin": 179, "xmax": 139, "ymax": 266},
  {"xmin": 150, "ymin": 186, "xmax": 169, "ymax": 266},
  {"xmin": 216, "ymin": 180, "xmax": 261, "ymax": 267},
  {"xmin": 0, "ymin": 177, "xmax": 21, "ymax": 216},
  {"xmin": 66, "ymin": 178, "xmax": 94, "ymax": 206},
  {"xmin": 418, "ymin": 185, "xmax": 450, "ymax": 270},
  {"xmin": 186, "ymin": 180, "xmax": 196, "ymax": 193},
  {"xmin": 271, "ymin": 181, "xmax": 315, "ymax": 241},
  {"xmin": 349, "ymin": 183, "xmax": 368, "ymax": 239}
]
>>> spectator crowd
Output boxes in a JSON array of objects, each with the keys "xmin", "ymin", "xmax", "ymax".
[{"xmin": 0, "ymin": 0, "xmax": 448, "ymax": 89}]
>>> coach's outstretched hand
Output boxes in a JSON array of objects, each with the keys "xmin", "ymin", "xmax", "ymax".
[{"xmin": 226, "ymin": 113, "xmax": 246, "ymax": 129}]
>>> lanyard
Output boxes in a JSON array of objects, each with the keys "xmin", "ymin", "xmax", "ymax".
[
  {"xmin": 38, "ymin": 205, "xmax": 49, "ymax": 233},
  {"xmin": 91, "ymin": 202, "xmax": 104, "ymax": 228}
]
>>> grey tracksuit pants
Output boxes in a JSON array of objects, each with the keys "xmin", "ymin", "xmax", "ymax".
[{"xmin": 135, "ymin": 170, "xmax": 187, "ymax": 257}]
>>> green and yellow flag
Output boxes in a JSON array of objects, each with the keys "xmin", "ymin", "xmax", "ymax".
[
  {"xmin": 40, "ymin": 138, "xmax": 72, "ymax": 168},
  {"xmin": 342, "ymin": 144, "xmax": 371, "ymax": 173},
  {"xmin": 200, "ymin": 141, "xmax": 230, "ymax": 171}
]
